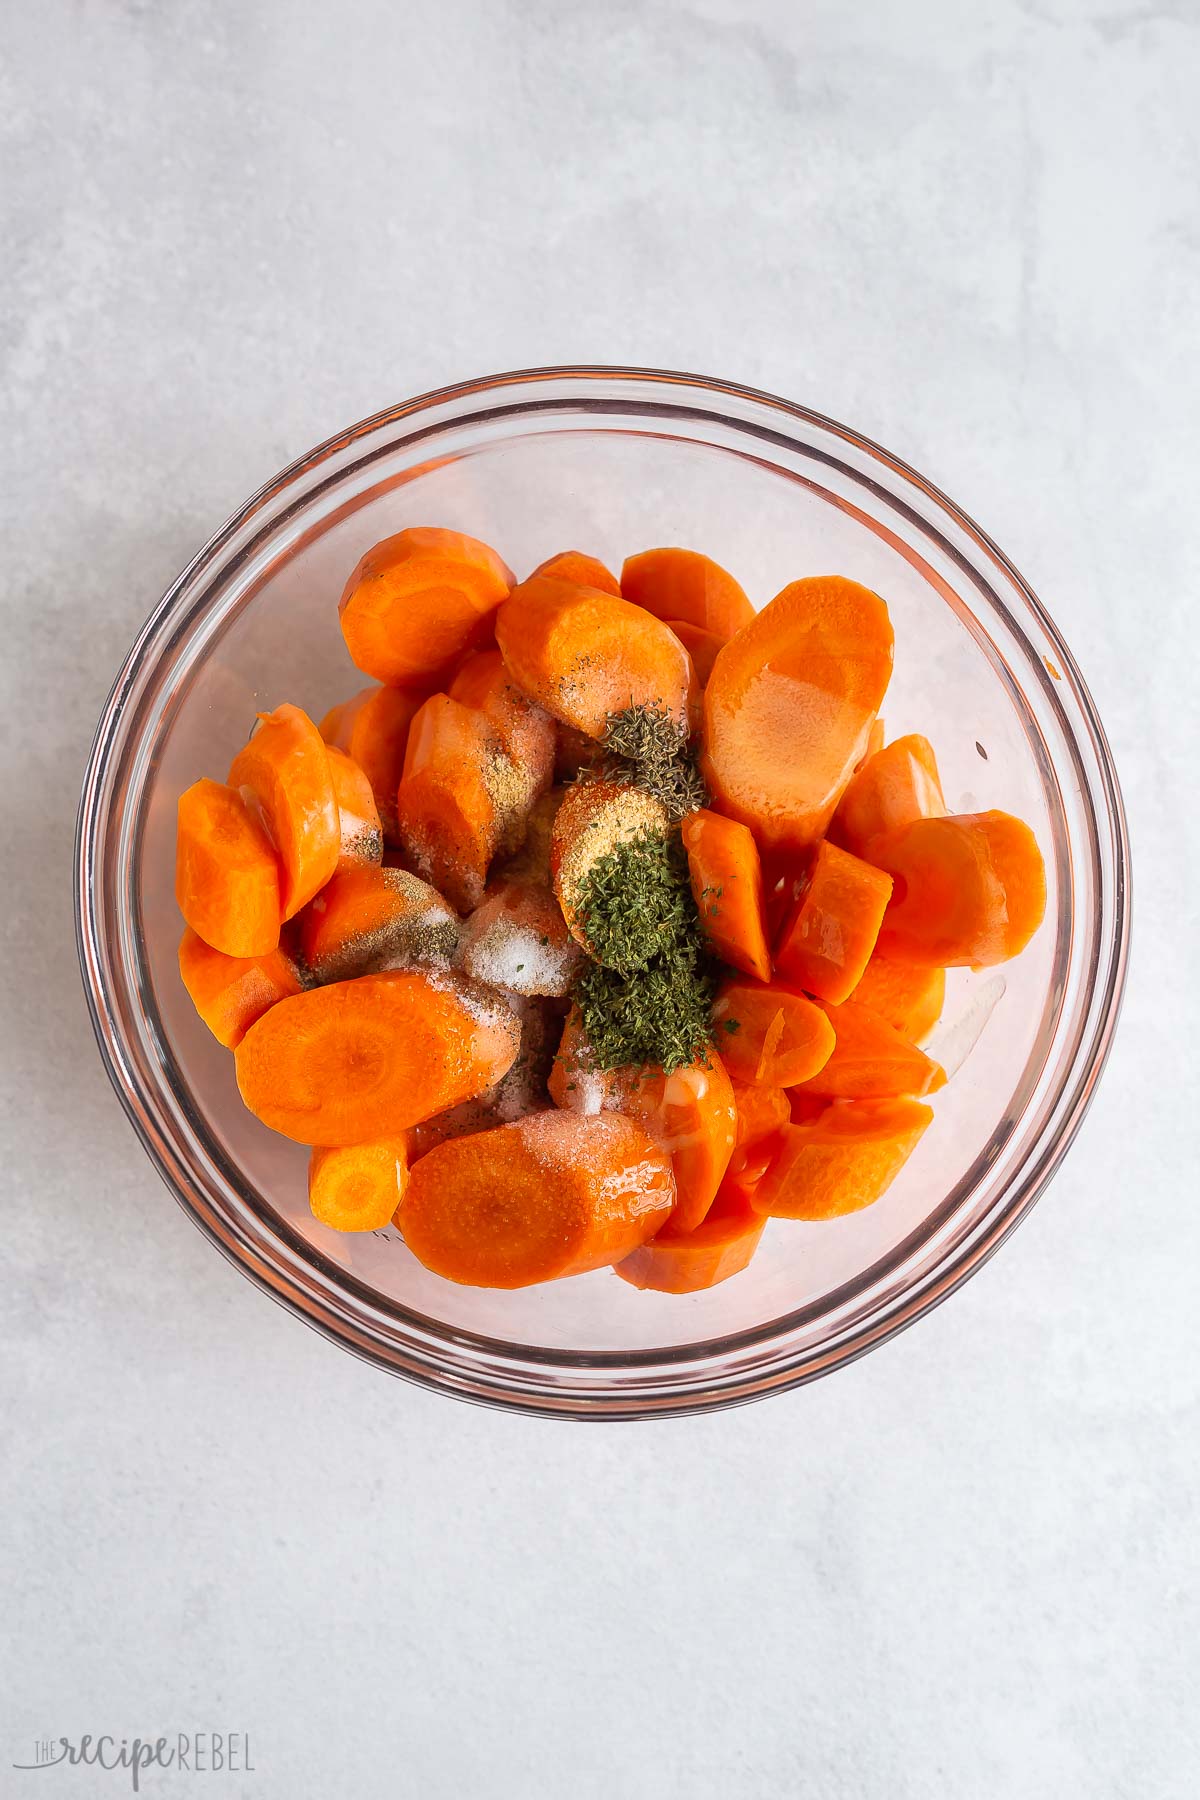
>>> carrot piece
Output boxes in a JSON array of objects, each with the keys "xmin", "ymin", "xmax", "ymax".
[
  {"xmin": 228, "ymin": 703, "xmax": 340, "ymax": 919},
  {"xmin": 621, "ymin": 547, "xmax": 754, "ymax": 639},
  {"xmin": 681, "ymin": 808, "xmax": 772, "ymax": 982},
  {"xmin": 711, "ymin": 978, "xmax": 836, "ymax": 1087},
  {"xmin": 614, "ymin": 1177, "xmax": 766, "ymax": 1293},
  {"xmin": 850, "ymin": 954, "xmax": 945, "ymax": 1043},
  {"xmin": 549, "ymin": 1012, "xmax": 737, "ymax": 1232},
  {"xmin": 393, "ymin": 695, "xmax": 501, "ymax": 913},
  {"xmin": 234, "ymin": 970, "xmax": 520, "ymax": 1146},
  {"xmin": 447, "ymin": 650, "xmax": 556, "ymax": 789},
  {"xmin": 793, "ymin": 998, "xmax": 946, "ymax": 1099},
  {"xmin": 495, "ymin": 574, "xmax": 693, "ymax": 740},
  {"xmin": 321, "ymin": 684, "xmax": 432, "ymax": 845},
  {"xmin": 752, "ymin": 1098, "xmax": 933, "ymax": 1219},
  {"xmin": 325, "ymin": 745, "xmax": 383, "ymax": 867},
  {"xmin": 177, "ymin": 927, "xmax": 302, "ymax": 1048},
  {"xmin": 665, "ymin": 620, "xmax": 726, "ymax": 686},
  {"xmin": 175, "ymin": 777, "xmax": 282, "ymax": 956},
  {"xmin": 308, "ymin": 1137, "xmax": 409, "ymax": 1233},
  {"xmin": 728, "ymin": 1081, "xmax": 790, "ymax": 1181},
  {"xmin": 550, "ymin": 778, "xmax": 669, "ymax": 958},
  {"xmin": 831, "ymin": 733, "xmax": 945, "ymax": 857},
  {"xmin": 337, "ymin": 527, "xmax": 514, "ymax": 688},
  {"xmin": 773, "ymin": 839, "xmax": 893, "ymax": 1004},
  {"xmin": 702, "ymin": 576, "xmax": 894, "ymax": 853},
  {"xmin": 458, "ymin": 877, "xmax": 581, "ymax": 997},
  {"xmin": 869, "ymin": 811, "xmax": 1046, "ymax": 967},
  {"xmin": 297, "ymin": 864, "xmax": 459, "ymax": 983},
  {"xmin": 406, "ymin": 995, "xmax": 563, "ymax": 1159},
  {"xmin": 396, "ymin": 1111, "xmax": 675, "ymax": 1287},
  {"xmin": 531, "ymin": 549, "xmax": 621, "ymax": 596}
]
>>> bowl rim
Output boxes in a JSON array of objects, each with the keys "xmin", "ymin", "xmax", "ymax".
[{"xmin": 75, "ymin": 363, "xmax": 1131, "ymax": 1419}]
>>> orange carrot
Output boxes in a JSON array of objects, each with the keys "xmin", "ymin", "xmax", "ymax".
[
  {"xmin": 235, "ymin": 970, "xmax": 519, "ymax": 1146},
  {"xmin": 394, "ymin": 695, "xmax": 507, "ymax": 912},
  {"xmin": 550, "ymin": 778, "xmax": 669, "ymax": 958},
  {"xmin": 325, "ymin": 745, "xmax": 383, "ymax": 866},
  {"xmin": 228, "ymin": 703, "xmax": 340, "ymax": 918},
  {"xmin": 177, "ymin": 927, "xmax": 302, "ymax": 1048},
  {"xmin": 831, "ymin": 733, "xmax": 945, "ymax": 856},
  {"xmin": 849, "ymin": 955, "xmax": 945, "ymax": 1043},
  {"xmin": 621, "ymin": 547, "xmax": 754, "ymax": 639},
  {"xmin": 751, "ymin": 1098, "xmax": 933, "ymax": 1219},
  {"xmin": 338, "ymin": 527, "xmax": 513, "ymax": 687},
  {"xmin": 702, "ymin": 576, "xmax": 894, "ymax": 852},
  {"xmin": 321, "ymin": 683, "xmax": 432, "ymax": 845},
  {"xmin": 397, "ymin": 1111, "xmax": 675, "ymax": 1287},
  {"xmin": 665, "ymin": 620, "xmax": 726, "ymax": 685},
  {"xmin": 681, "ymin": 808, "xmax": 772, "ymax": 982},
  {"xmin": 495, "ymin": 574, "xmax": 693, "ymax": 739},
  {"xmin": 531, "ymin": 549, "xmax": 621, "ymax": 596},
  {"xmin": 308, "ymin": 1137, "xmax": 409, "ymax": 1233},
  {"xmin": 614, "ymin": 1177, "xmax": 766, "ymax": 1293},
  {"xmin": 773, "ymin": 840, "xmax": 893, "ymax": 1004},
  {"xmin": 457, "ymin": 877, "xmax": 581, "ymax": 997},
  {"xmin": 175, "ymin": 777, "xmax": 282, "ymax": 957},
  {"xmin": 728, "ymin": 1081, "xmax": 790, "ymax": 1181},
  {"xmin": 869, "ymin": 811, "xmax": 1047, "ymax": 967},
  {"xmin": 447, "ymin": 649, "xmax": 556, "ymax": 790},
  {"xmin": 297, "ymin": 864, "xmax": 459, "ymax": 983},
  {"xmin": 711, "ymin": 978, "xmax": 836, "ymax": 1087},
  {"xmin": 793, "ymin": 998, "xmax": 946, "ymax": 1099}
]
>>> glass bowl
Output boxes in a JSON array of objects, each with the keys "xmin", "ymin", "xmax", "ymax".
[{"xmin": 75, "ymin": 366, "xmax": 1130, "ymax": 1419}]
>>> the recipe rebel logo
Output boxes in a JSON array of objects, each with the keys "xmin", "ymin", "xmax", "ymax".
[{"xmin": 11, "ymin": 1733, "xmax": 254, "ymax": 1791}]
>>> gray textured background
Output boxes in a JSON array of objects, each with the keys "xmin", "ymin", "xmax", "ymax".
[{"xmin": 3, "ymin": 2, "xmax": 1198, "ymax": 1795}]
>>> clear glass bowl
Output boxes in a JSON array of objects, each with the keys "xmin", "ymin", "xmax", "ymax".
[{"xmin": 75, "ymin": 367, "xmax": 1130, "ymax": 1418}]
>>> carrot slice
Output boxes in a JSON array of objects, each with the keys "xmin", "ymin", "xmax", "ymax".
[
  {"xmin": 458, "ymin": 877, "xmax": 581, "ymax": 998},
  {"xmin": 235, "ymin": 970, "xmax": 519, "ymax": 1146},
  {"xmin": 228, "ymin": 703, "xmax": 340, "ymax": 919},
  {"xmin": 793, "ymin": 998, "xmax": 946, "ymax": 1099},
  {"xmin": 850, "ymin": 955, "xmax": 945, "ymax": 1043},
  {"xmin": 531, "ymin": 549, "xmax": 621, "ymax": 596},
  {"xmin": 711, "ymin": 978, "xmax": 835, "ymax": 1087},
  {"xmin": 495, "ymin": 574, "xmax": 693, "ymax": 740},
  {"xmin": 681, "ymin": 808, "xmax": 772, "ymax": 982},
  {"xmin": 297, "ymin": 864, "xmax": 459, "ymax": 983},
  {"xmin": 621, "ymin": 547, "xmax": 754, "ymax": 639},
  {"xmin": 752, "ymin": 1098, "xmax": 933, "ymax": 1219},
  {"xmin": 665, "ymin": 620, "xmax": 726, "ymax": 686},
  {"xmin": 394, "ymin": 695, "xmax": 502, "ymax": 913},
  {"xmin": 321, "ymin": 684, "xmax": 431, "ymax": 845},
  {"xmin": 773, "ymin": 839, "xmax": 893, "ymax": 1004},
  {"xmin": 175, "ymin": 777, "xmax": 282, "ymax": 956},
  {"xmin": 550, "ymin": 778, "xmax": 669, "ymax": 958},
  {"xmin": 397, "ymin": 1111, "xmax": 675, "ymax": 1287},
  {"xmin": 447, "ymin": 650, "xmax": 556, "ymax": 790},
  {"xmin": 869, "ymin": 811, "xmax": 1047, "ymax": 967},
  {"xmin": 615, "ymin": 1177, "xmax": 765, "ymax": 1293},
  {"xmin": 338, "ymin": 527, "xmax": 513, "ymax": 687},
  {"xmin": 308, "ymin": 1137, "xmax": 409, "ymax": 1233},
  {"xmin": 831, "ymin": 733, "xmax": 945, "ymax": 856},
  {"xmin": 728, "ymin": 1081, "xmax": 790, "ymax": 1181},
  {"xmin": 325, "ymin": 745, "xmax": 383, "ymax": 867},
  {"xmin": 702, "ymin": 576, "xmax": 894, "ymax": 852},
  {"xmin": 177, "ymin": 927, "xmax": 302, "ymax": 1048}
]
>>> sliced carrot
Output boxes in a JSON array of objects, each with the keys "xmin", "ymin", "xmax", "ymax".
[
  {"xmin": 869, "ymin": 811, "xmax": 1047, "ymax": 967},
  {"xmin": 531, "ymin": 549, "xmax": 621, "ymax": 596},
  {"xmin": 831, "ymin": 733, "xmax": 945, "ymax": 857},
  {"xmin": 665, "ymin": 620, "xmax": 726, "ymax": 685},
  {"xmin": 397, "ymin": 1111, "xmax": 675, "ymax": 1287},
  {"xmin": 793, "ymin": 998, "xmax": 946, "ymax": 1099},
  {"xmin": 752, "ymin": 1098, "xmax": 933, "ymax": 1219},
  {"xmin": 394, "ymin": 695, "xmax": 502, "ymax": 912},
  {"xmin": 550, "ymin": 778, "xmax": 669, "ymax": 958},
  {"xmin": 681, "ymin": 807, "xmax": 772, "ymax": 982},
  {"xmin": 850, "ymin": 954, "xmax": 945, "ymax": 1043},
  {"xmin": 773, "ymin": 839, "xmax": 893, "ymax": 1004},
  {"xmin": 235, "ymin": 970, "xmax": 519, "ymax": 1146},
  {"xmin": 325, "ymin": 745, "xmax": 383, "ymax": 867},
  {"xmin": 614, "ymin": 1177, "xmax": 765, "ymax": 1293},
  {"xmin": 177, "ymin": 927, "xmax": 302, "ymax": 1048},
  {"xmin": 338, "ymin": 527, "xmax": 513, "ymax": 688},
  {"xmin": 447, "ymin": 650, "xmax": 556, "ymax": 791},
  {"xmin": 297, "ymin": 864, "xmax": 459, "ymax": 983},
  {"xmin": 308, "ymin": 1137, "xmax": 409, "ymax": 1233},
  {"xmin": 175, "ymin": 777, "xmax": 282, "ymax": 956},
  {"xmin": 702, "ymin": 576, "xmax": 894, "ymax": 852},
  {"xmin": 228, "ymin": 703, "xmax": 340, "ymax": 919},
  {"xmin": 711, "ymin": 978, "xmax": 835, "ymax": 1087},
  {"xmin": 621, "ymin": 547, "xmax": 754, "ymax": 639},
  {"xmin": 495, "ymin": 574, "xmax": 693, "ymax": 740},
  {"xmin": 728, "ymin": 1081, "xmax": 790, "ymax": 1181},
  {"xmin": 458, "ymin": 877, "xmax": 581, "ymax": 998},
  {"xmin": 321, "ymin": 684, "xmax": 432, "ymax": 845}
]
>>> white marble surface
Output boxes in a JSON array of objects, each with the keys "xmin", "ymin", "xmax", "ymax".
[{"xmin": 3, "ymin": 2, "xmax": 1198, "ymax": 1794}]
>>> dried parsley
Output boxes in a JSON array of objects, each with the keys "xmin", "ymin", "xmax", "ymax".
[{"xmin": 601, "ymin": 702, "xmax": 708, "ymax": 822}]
